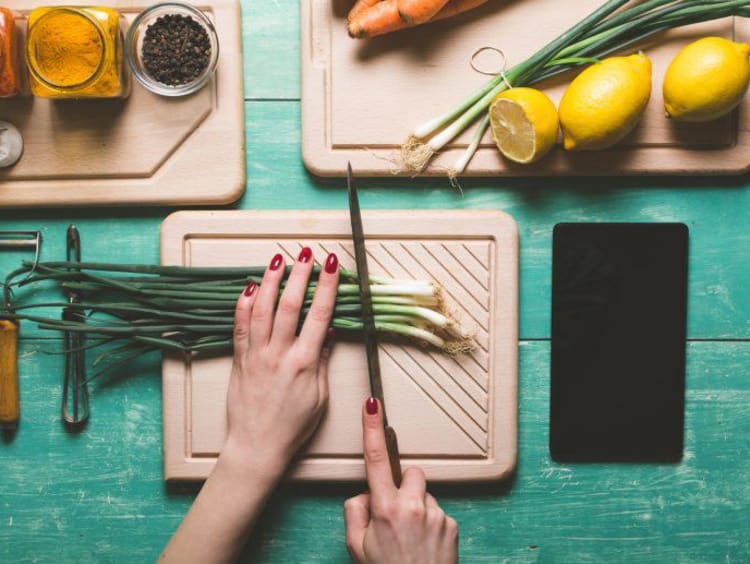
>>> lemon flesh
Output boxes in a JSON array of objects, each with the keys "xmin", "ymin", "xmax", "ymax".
[
  {"xmin": 489, "ymin": 87, "xmax": 559, "ymax": 164},
  {"xmin": 559, "ymin": 53, "xmax": 652, "ymax": 151},
  {"xmin": 664, "ymin": 37, "xmax": 750, "ymax": 122}
]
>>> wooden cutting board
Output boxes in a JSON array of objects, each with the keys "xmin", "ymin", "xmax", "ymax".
[
  {"xmin": 160, "ymin": 210, "xmax": 518, "ymax": 482},
  {"xmin": 0, "ymin": 0, "xmax": 244, "ymax": 208},
  {"xmin": 301, "ymin": 0, "xmax": 750, "ymax": 176}
]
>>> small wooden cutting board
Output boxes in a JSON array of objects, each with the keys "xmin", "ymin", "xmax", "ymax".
[
  {"xmin": 302, "ymin": 0, "xmax": 750, "ymax": 176},
  {"xmin": 0, "ymin": 0, "xmax": 244, "ymax": 208},
  {"xmin": 160, "ymin": 210, "xmax": 518, "ymax": 482}
]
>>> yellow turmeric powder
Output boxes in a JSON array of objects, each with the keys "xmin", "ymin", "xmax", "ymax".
[
  {"xmin": 33, "ymin": 11, "xmax": 103, "ymax": 86},
  {"xmin": 26, "ymin": 7, "xmax": 128, "ymax": 99}
]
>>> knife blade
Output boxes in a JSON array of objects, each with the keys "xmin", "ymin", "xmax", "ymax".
[{"xmin": 347, "ymin": 162, "xmax": 402, "ymax": 487}]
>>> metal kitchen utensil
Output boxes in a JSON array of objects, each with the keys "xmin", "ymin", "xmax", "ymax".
[
  {"xmin": 347, "ymin": 162, "xmax": 402, "ymax": 486},
  {"xmin": 0, "ymin": 231, "xmax": 41, "ymax": 303},
  {"xmin": 61, "ymin": 226, "xmax": 89, "ymax": 427}
]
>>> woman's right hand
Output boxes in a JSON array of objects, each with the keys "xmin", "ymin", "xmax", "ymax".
[{"xmin": 343, "ymin": 398, "xmax": 459, "ymax": 564}]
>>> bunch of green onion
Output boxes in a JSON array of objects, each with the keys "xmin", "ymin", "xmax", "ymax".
[
  {"xmin": 2, "ymin": 261, "xmax": 474, "ymax": 370},
  {"xmin": 402, "ymin": 0, "xmax": 750, "ymax": 176}
]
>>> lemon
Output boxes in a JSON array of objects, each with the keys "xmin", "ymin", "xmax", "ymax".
[
  {"xmin": 559, "ymin": 53, "xmax": 652, "ymax": 151},
  {"xmin": 663, "ymin": 37, "xmax": 750, "ymax": 122},
  {"xmin": 489, "ymin": 87, "xmax": 559, "ymax": 164}
]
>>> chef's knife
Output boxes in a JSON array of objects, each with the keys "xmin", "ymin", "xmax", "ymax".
[{"xmin": 347, "ymin": 162, "xmax": 402, "ymax": 487}]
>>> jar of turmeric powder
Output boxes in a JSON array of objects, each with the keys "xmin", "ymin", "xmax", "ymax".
[
  {"xmin": 26, "ymin": 7, "xmax": 130, "ymax": 99},
  {"xmin": 0, "ymin": 7, "xmax": 21, "ymax": 98}
]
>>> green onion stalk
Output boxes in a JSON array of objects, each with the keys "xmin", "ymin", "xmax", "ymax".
[
  {"xmin": 402, "ymin": 0, "xmax": 750, "ymax": 176},
  {"xmin": 2, "ymin": 261, "xmax": 476, "ymax": 371}
]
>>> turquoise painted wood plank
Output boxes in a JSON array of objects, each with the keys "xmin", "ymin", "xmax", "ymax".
[
  {"xmin": 0, "ymin": 3, "xmax": 745, "ymax": 561},
  {"xmin": 241, "ymin": 0, "xmax": 299, "ymax": 100},
  {"xmin": 0, "ymin": 340, "xmax": 747, "ymax": 562},
  {"xmin": 3, "ymin": 101, "xmax": 748, "ymax": 339},
  {"xmin": 242, "ymin": 102, "xmax": 750, "ymax": 340}
]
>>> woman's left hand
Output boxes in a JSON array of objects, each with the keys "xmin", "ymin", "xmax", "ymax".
[
  {"xmin": 161, "ymin": 248, "xmax": 340, "ymax": 564},
  {"xmin": 223, "ymin": 248, "xmax": 340, "ymax": 478}
]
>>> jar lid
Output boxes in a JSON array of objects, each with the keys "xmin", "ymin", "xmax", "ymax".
[{"xmin": 0, "ymin": 121, "xmax": 23, "ymax": 168}]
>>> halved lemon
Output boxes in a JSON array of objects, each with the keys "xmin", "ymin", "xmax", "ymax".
[{"xmin": 489, "ymin": 87, "xmax": 559, "ymax": 164}]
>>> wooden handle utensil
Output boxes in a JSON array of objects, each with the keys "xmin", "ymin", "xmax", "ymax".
[
  {"xmin": 0, "ymin": 319, "xmax": 19, "ymax": 428},
  {"xmin": 384, "ymin": 425, "xmax": 402, "ymax": 487}
]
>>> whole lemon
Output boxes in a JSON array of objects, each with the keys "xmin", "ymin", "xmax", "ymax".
[
  {"xmin": 489, "ymin": 87, "xmax": 559, "ymax": 164},
  {"xmin": 559, "ymin": 53, "xmax": 652, "ymax": 151},
  {"xmin": 663, "ymin": 37, "xmax": 750, "ymax": 122}
]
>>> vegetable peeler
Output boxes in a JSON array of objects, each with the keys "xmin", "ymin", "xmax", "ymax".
[
  {"xmin": 0, "ymin": 231, "xmax": 42, "ymax": 429},
  {"xmin": 61, "ymin": 226, "xmax": 89, "ymax": 427}
]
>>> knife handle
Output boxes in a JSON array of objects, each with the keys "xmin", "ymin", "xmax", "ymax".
[
  {"xmin": 384, "ymin": 425, "xmax": 402, "ymax": 487},
  {"xmin": 0, "ymin": 319, "xmax": 19, "ymax": 429}
]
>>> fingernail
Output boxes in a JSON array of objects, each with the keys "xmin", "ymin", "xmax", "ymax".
[
  {"xmin": 325, "ymin": 253, "xmax": 339, "ymax": 274},
  {"xmin": 270, "ymin": 253, "xmax": 283, "ymax": 271},
  {"xmin": 365, "ymin": 397, "xmax": 378, "ymax": 415},
  {"xmin": 243, "ymin": 281, "xmax": 257, "ymax": 296},
  {"xmin": 298, "ymin": 247, "xmax": 312, "ymax": 263},
  {"xmin": 327, "ymin": 327, "xmax": 336, "ymax": 338}
]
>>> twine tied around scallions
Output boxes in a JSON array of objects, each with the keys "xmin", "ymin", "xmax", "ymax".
[
  {"xmin": 401, "ymin": 0, "xmax": 750, "ymax": 177},
  {"xmin": 1, "ymin": 261, "xmax": 476, "ymax": 377}
]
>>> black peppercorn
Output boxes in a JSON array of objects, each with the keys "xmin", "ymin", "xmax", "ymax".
[{"xmin": 141, "ymin": 14, "xmax": 212, "ymax": 87}]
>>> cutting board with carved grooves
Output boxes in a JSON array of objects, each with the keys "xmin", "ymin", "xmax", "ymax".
[{"xmin": 160, "ymin": 210, "xmax": 518, "ymax": 482}]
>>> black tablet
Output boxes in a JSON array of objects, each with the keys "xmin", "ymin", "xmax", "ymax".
[{"xmin": 550, "ymin": 223, "xmax": 688, "ymax": 462}]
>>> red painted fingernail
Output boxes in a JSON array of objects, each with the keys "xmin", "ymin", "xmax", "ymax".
[
  {"xmin": 298, "ymin": 247, "xmax": 312, "ymax": 263},
  {"xmin": 325, "ymin": 253, "xmax": 338, "ymax": 274},
  {"xmin": 365, "ymin": 397, "xmax": 378, "ymax": 415},
  {"xmin": 243, "ymin": 281, "xmax": 257, "ymax": 296},
  {"xmin": 327, "ymin": 327, "xmax": 336, "ymax": 339},
  {"xmin": 270, "ymin": 253, "xmax": 283, "ymax": 271}
]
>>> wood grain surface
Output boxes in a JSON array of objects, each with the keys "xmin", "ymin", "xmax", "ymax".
[
  {"xmin": 0, "ymin": 320, "xmax": 19, "ymax": 427},
  {"xmin": 0, "ymin": 0, "xmax": 245, "ymax": 208},
  {"xmin": 0, "ymin": 340, "xmax": 747, "ymax": 562},
  {"xmin": 160, "ymin": 210, "xmax": 518, "ymax": 482},
  {"xmin": 302, "ymin": 0, "xmax": 750, "ymax": 176},
  {"xmin": 0, "ymin": 0, "xmax": 749, "ymax": 561}
]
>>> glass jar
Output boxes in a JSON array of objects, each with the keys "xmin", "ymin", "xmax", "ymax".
[
  {"xmin": 26, "ymin": 7, "xmax": 130, "ymax": 99},
  {"xmin": 126, "ymin": 2, "xmax": 219, "ymax": 97},
  {"xmin": 0, "ymin": 7, "xmax": 20, "ymax": 97}
]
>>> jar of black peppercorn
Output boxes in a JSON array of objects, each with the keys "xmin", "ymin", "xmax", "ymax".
[{"xmin": 125, "ymin": 2, "xmax": 219, "ymax": 97}]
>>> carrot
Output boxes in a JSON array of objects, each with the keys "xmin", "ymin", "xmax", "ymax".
[
  {"xmin": 348, "ymin": 0, "xmax": 381, "ymax": 24},
  {"xmin": 348, "ymin": 0, "xmax": 486, "ymax": 38},
  {"xmin": 432, "ymin": 0, "xmax": 487, "ymax": 21},
  {"xmin": 348, "ymin": 0, "xmax": 404, "ymax": 38},
  {"xmin": 396, "ymin": 0, "xmax": 451, "ymax": 24}
]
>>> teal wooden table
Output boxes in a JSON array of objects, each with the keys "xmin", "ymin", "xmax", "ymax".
[{"xmin": 1, "ymin": 1, "xmax": 749, "ymax": 561}]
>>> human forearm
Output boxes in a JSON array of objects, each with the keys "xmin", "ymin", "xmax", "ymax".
[
  {"xmin": 159, "ymin": 446, "xmax": 284, "ymax": 564},
  {"xmin": 161, "ymin": 251, "xmax": 339, "ymax": 563}
]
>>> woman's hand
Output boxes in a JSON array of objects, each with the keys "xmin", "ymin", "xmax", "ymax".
[
  {"xmin": 344, "ymin": 398, "xmax": 459, "ymax": 564},
  {"xmin": 222, "ymin": 248, "xmax": 340, "ymax": 477},
  {"xmin": 161, "ymin": 249, "xmax": 340, "ymax": 564}
]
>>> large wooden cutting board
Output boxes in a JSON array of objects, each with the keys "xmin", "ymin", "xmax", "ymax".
[
  {"xmin": 301, "ymin": 0, "xmax": 750, "ymax": 176},
  {"xmin": 0, "ymin": 0, "xmax": 244, "ymax": 207},
  {"xmin": 160, "ymin": 210, "xmax": 518, "ymax": 482}
]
